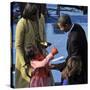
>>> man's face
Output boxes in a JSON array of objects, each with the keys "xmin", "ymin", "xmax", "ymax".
[{"xmin": 58, "ymin": 23, "xmax": 70, "ymax": 32}]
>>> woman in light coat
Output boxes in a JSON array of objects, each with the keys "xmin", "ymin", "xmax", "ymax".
[{"xmin": 15, "ymin": 3, "xmax": 47, "ymax": 88}]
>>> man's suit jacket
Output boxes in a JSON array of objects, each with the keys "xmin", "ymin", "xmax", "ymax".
[{"xmin": 67, "ymin": 24, "xmax": 87, "ymax": 84}]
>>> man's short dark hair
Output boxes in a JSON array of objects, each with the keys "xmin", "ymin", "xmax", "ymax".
[{"xmin": 58, "ymin": 14, "xmax": 72, "ymax": 25}]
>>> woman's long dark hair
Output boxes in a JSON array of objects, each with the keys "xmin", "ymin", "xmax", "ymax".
[{"xmin": 22, "ymin": 3, "xmax": 38, "ymax": 19}]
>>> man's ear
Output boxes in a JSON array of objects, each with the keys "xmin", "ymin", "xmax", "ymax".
[{"xmin": 65, "ymin": 24, "xmax": 69, "ymax": 28}]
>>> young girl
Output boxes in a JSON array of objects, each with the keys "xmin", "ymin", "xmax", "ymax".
[
  {"xmin": 24, "ymin": 45, "xmax": 58, "ymax": 87},
  {"xmin": 61, "ymin": 56, "xmax": 82, "ymax": 85}
]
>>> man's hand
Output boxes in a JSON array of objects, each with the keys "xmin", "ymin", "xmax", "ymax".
[
  {"xmin": 48, "ymin": 63, "xmax": 57, "ymax": 69},
  {"xmin": 48, "ymin": 62, "xmax": 66, "ymax": 71}
]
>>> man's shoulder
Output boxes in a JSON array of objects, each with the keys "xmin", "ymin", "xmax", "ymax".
[
  {"xmin": 73, "ymin": 24, "xmax": 83, "ymax": 31},
  {"xmin": 71, "ymin": 24, "xmax": 83, "ymax": 33},
  {"xmin": 69, "ymin": 24, "xmax": 80, "ymax": 38}
]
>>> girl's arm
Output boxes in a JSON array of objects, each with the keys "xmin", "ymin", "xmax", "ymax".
[
  {"xmin": 31, "ymin": 47, "xmax": 58, "ymax": 69},
  {"xmin": 31, "ymin": 53, "xmax": 53, "ymax": 69}
]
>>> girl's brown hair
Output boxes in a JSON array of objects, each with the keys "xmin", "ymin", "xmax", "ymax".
[{"xmin": 62, "ymin": 56, "xmax": 82, "ymax": 79}]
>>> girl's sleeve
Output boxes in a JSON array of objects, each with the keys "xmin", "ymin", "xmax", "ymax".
[{"xmin": 31, "ymin": 53, "xmax": 53, "ymax": 69}]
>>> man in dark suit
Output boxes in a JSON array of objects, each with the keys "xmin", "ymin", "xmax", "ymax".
[{"xmin": 51, "ymin": 14, "xmax": 87, "ymax": 84}]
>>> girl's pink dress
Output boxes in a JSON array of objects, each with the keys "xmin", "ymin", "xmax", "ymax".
[{"xmin": 30, "ymin": 53, "xmax": 54, "ymax": 87}]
